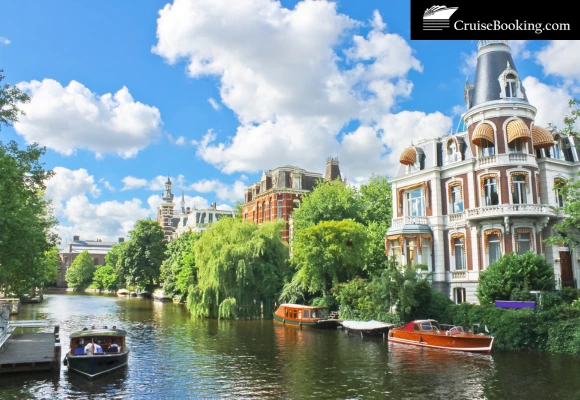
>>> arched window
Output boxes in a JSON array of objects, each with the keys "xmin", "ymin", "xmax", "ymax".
[
  {"xmin": 505, "ymin": 73, "xmax": 517, "ymax": 98},
  {"xmin": 447, "ymin": 139, "xmax": 459, "ymax": 163}
]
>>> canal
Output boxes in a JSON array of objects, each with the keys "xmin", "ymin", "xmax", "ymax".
[{"xmin": 1, "ymin": 293, "xmax": 580, "ymax": 399}]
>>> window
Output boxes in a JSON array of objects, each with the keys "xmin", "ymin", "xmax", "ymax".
[
  {"xmin": 555, "ymin": 187, "xmax": 565, "ymax": 207},
  {"xmin": 512, "ymin": 175, "xmax": 527, "ymax": 204},
  {"xmin": 406, "ymin": 189, "xmax": 424, "ymax": 217},
  {"xmin": 208, "ymin": 213, "xmax": 213, "ymax": 223},
  {"xmin": 303, "ymin": 310, "xmax": 310, "ymax": 318},
  {"xmin": 421, "ymin": 241, "xmax": 431, "ymax": 271},
  {"xmin": 292, "ymin": 176, "xmax": 302, "ymax": 189},
  {"xmin": 488, "ymin": 234, "xmax": 501, "ymax": 265},
  {"xmin": 516, "ymin": 233, "xmax": 531, "ymax": 255},
  {"xmin": 484, "ymin": 178, "xmax": 499, "ymax": 206},
  {"xmin": 454, "ymin": 288, "xmax": 466, "ymax": 304},
  {"xmin": 454, "ymin": 238, "xmax": 466, "ymax": 270},
  {"xmin": 447, "ymin": 141, "xmax": 459, "ymax": 163},
  {"xmin": 480, "ymin": 139, "xmax": 495, "ymax": 157},
  {"xmin": 262, "ymin": 204, "xmax": 266, "ymax": 222},
  {"xmin": 506, "ymin": 74, "xmax": 517, "ymax": 98},
  {"xmin": 406, "ymin": 239, "xmax": 418, "ymax": 266},
  {"xmin": 277, "ymin": 200, "xmax": 283, "ymax": 219},
  {"xmin": 509, "ymin": 138, "xmax": 523, "ymax": 153},
  {"xmin": 200, "ymin": 212, "xmax": 206, "ymax": 223},
  {"xmin": 195, "ymin": 213, "xmax": 201, "ymax": 224},
  {"xmin": 94, "ymin": 257, "xmax": 99, "ymax": 265},
  {"xmin": 451, "ymin": 185, "xmax": 463, "ymax": 213},
  {"xmin": 390, "ymin": 240, "xmax": 402, "ymax": 263},
  {"xmin": 553, "ymin": 139, "xmax": 563, "ymax": 160}
]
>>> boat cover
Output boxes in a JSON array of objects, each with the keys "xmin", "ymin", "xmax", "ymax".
[{"xmin": 341, "ymin": 320, "xmax": 394, "ymax": 330}]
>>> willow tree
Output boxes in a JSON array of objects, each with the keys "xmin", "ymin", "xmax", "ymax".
[
  {"xmin": 187, "ymin": 217, "xmax": 289, "ymax": 319},
  {"xmin": 160, "ymin": 231, "xmax": 199, "ymax": 302}
]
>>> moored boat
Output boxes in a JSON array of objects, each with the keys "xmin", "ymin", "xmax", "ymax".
[
  {"xmin": 273, "ymin": 304, "xmax": 342, "ymax": 329},
  {"xmin": 137, "ymin": 291, "xmax": 151, "ymax": 299},
  {"xmin": 64, "ymin": 326, "xmax": 130, "ymax": 378},
  {"xmin": 341, "ymin": 320, "xmax": 395, "ymax": 337},
  {"xmin": 388, "ymin": 319, "xmax": 494, "ymax": 353},
  {"xmin": 153, "ymin": 289, "xmax": 171, "ymax": 302},
  {"xmin": 116, "ymin": 289, "xmax": 130, "ymax": 297}
]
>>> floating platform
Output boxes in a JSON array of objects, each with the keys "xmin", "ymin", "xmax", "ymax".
[{"xmin": 0, "ymin": 325, "xmax": 60, "ymax": 374}]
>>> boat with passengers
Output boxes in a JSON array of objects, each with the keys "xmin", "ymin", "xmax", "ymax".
[
  {"xmin": 273, "ymin": 304, "xmax": 342, "ymax": 329},
  {"xmin": 64, "ymin": 325, "xmax": 130, "ymax": 378},
  {"xmin": 388, "ymin": 319, "xmax": 494, "ymax": 353}
]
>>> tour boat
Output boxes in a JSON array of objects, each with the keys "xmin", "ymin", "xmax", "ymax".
[
  {"xmin": 64, "ymin": 326, "xmax": 130, "ymax": 378},
  {"xmin": 341, "ymin": 320, "xmax": 395, "ymax": 338},
  {"xmin": 116, "ymin": 289, "xmax": 130, "ymax": 296},
  {"xmin": 153, "ymin": 289, "xmax": 171, "ymax": 302},
  {"xmin": 273, "ymin": 304, "xmax": 342, "ymax": 329},
  {"xmin": 137, "ymin": 290, "xmax": 152, "ymax": 299},
  {"xmin": 388, "ymin": 319, "xmax": 494, "ymax": 353}
]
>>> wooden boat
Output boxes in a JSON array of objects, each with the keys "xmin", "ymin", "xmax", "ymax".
[
  {"xmin": 341, "ymin": 320, "xmax": 395, "ymax": 337},
  {"xmin": 388, "ymin": 319, "xmax": 494, "ymax": 353},
  {"xmin": 153, "ymin": 289, "xmax": 171, "ymax": 302},
  {"xmin": 64, "ymin": 326, "xmax": 130, "ymax": 378},
  {"xmin": 273, "ymin": 304, "xmax": 342, "ymax": 329},
  {"xmin": 116, "ymin": 289, "xmax": 130, "ymax": 296},
  {"xmin": 137, "ymin": 291, "xmax": 151, "ymax": 299}
]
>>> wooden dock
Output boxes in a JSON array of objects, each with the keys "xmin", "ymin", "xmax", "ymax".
[{"xmin": 0, "ymin": 325, "xmax": 61, "ymax": 374}]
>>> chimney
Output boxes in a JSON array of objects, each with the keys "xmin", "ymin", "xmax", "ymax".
[
  {"xmin": 118, "ymin": 238, "xmax": 124, "ymax": 243},
  {"xmin": 73, "ymin": 235, "xmax": 80, "ymax": 241},
  {"xmin": 211, "ymin": 202, "xmax": 217, "ymax": 209},
  {"xmin": 186, "ymin": 207, "xmax": 191, "ymax": 214},
  {"xmin": 324, "ymin": 157, "xmax": 342, "ymax": 182}
]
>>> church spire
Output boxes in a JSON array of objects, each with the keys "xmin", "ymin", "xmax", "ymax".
[{"xmin": 180, "ymin": 191, "xmax": 186, "ymax": 213}]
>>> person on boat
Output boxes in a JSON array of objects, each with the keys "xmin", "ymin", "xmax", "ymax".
[
  {"xmin": 108, "ymin": 339, "xmax": 120, "ymax": 353},
  {"xmin": 84, "ymin": 339, "xmax": 102, "ymax": 355}
]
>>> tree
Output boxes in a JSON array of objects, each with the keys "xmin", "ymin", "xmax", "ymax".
[
  {"xmin": 290, "ymin": 219, "xmax": 368, "ymax": 305},
  {"xmin": 117, "ymin": 219, "xmax": 166, "ymax": 291},
  {"xmin": 160, "ymin": 231, "xmax": 199, "ymax": 302},
  {"xmin": 92, "ymin": 265, "xmax": 119, "ymax": 292},
  {"xmin": 292, "ymin": 179, "xmax": 362, "ymax": 232},
  {"xmin": 187, "ymin": 218, "xmax": 289, "ymax": 319},
  {"xmin": 477, "ymin": 252, "xmax": 555, "ymax": 304},
  {"xmin": 66, "ymin": 250, "xmax": 97, "ymax": 290},
  {"xmin": 0, "ymin": 70, "xmax": 58, "ymax": 296}
]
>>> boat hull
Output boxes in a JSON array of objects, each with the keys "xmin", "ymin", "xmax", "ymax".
[
  {"xmin": 388, "ymin": 331, "xmax": 494, "ymax": 353},
  {"xmin": 66, "ymin": 350, "xmax": 130, "ymax": 378},
  {"xmin": 153, "ymin": 296, "xmax": 172, "ymax": 302},
  {"xmin": 273, "ymin": 314, "xmax": 341, "ymax": 329}
]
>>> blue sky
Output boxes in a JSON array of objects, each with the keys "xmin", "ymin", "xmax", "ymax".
[{"xmin": 1, "ymin": 0, "xmax": 578, "ymax": 243}]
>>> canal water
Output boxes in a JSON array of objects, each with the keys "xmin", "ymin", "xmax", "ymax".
[{"xmin": 1, "ymin": 293, "xmax": 580, "ymax": 399}]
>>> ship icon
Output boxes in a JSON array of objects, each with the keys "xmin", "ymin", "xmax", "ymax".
[{"xmin": 423, "ymin": 5, "xmax": 458, "ymax": 30}]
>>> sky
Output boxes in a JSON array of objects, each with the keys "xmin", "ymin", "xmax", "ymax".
[{"xmin": 1, "ymin": 0, "xmax": 579, "ymax": 245}]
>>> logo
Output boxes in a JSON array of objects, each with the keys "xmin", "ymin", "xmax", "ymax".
[{"xmin": 423, "ymin": 5, "xmax": 458, "ymax": 30}]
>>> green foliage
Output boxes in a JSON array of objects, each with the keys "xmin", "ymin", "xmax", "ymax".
[
  {"xmin": 477, "ymin": 252, "xmax": 555, "ymax": 304},
  {"xmin": 187, "ymin": 218, "xmax": 289, "ymax": 319},
  {"xmin": 92, "ymin": 265, "xmax": 119, "ymax": 292},
  {"xmin": 292, "ymin": 180, "xmax": 362, "ymax": 232},
  {"xmin": 160, "ymin": 231, "xmax": 199, "ymax": 302},
  {"xmin": 117, "ymin": 219, "xmax": 166, "ymax": 291},
  {"xmin": 291, "ymin": 219, "xmax": 368, "ymax": 300},
  {"xmin": 37, "ymin": 246, "xmax": 60, "ymax": 288},
  {"xmin": 0, "ymin": 69, "xmax": 30, "ymax": 128},
  {"xmin": 65, "ymin": 251, "xmax": 97, "ymax": 290}
]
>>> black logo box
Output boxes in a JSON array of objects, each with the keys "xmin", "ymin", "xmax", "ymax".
[{"xmin": 410, "ymin": 0, "xmax": 578, "ymax": 40}]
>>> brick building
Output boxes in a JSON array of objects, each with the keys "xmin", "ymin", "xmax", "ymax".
[
  {"xmin": 386, "ymin": 40, "xmax": 579, "ymax": 304},
  {"xmin": 57, "ymin": 236, "xmax": 124, "ymax": 287},
  {"xmin": 242, "ymin": 158, "xmax": 343, "ymax": 242}
]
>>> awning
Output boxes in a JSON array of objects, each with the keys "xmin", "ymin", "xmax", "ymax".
[
  {"xmin": 531, "ymin": 126, "xmax": 554, "ymax": 149},
  {"xmin": 506, "ymin": 119, "xmax": 531, "ymax": 143},
  {"xmin": 399, "ymin": 147, "xmax": 416, "ymax": 165},
  {"xmin": 471, "ymin": 123, "xmax": 494, "ymax": 146}
]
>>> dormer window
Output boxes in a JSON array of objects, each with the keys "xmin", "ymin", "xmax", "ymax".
[
  {"xmin": 292, "ymin": 175, "xmax": 302, "ymax": 189},
  {"xmin": 505, "ymin": 74, "xmax": 517, "ymax": 98},
  {"xmin": 446, "ymin": 140, "xmax": 459, "ymax": 163}
]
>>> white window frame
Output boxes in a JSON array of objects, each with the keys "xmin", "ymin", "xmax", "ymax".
[
  {"xmin": 483, "ymin": 177, "xmax": 499, "ymax": 206},
  {"xmin": 506, "ymin": 77, "xmax": 517, "ymax": 98},
  {"xmin": 450, "ymin": 185, "xmax": 464, "ymax": 213},
  {"xmin": 479, "ymin": 139, "xmax": 495, "ymax": 157},
  {"xmin": 487, "ymin": 234, "xmax": 502, "ymax": 267},
  {"xmin": 454, "ymin": 288, "xmax": 466, "ymax": 304},
  {"xmin": 453, "ymin": 237, "xmax": 466, "ymax": 271},
  {"xmin": 277, "ymin": 200, "xmax": 283, "ymax": 220},
  {"xmin": 406, "ymin": 189, "xmax": 424, "ymax": 217},
  {"xmin": 516, "ymin": 232, "xmax": 531, "ymax": 255},
  {"xmin": 511, "ymin": 175, "xmax": 528, "ymax": 205}
]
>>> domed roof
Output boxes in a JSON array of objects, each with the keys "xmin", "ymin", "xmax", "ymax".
[
  {"xmin": 531, "ymin": 126, "xmax": 554, "ymax": 149},
  {"xmin": 471, "ymin": 123, "xmax": 494, "ymax": 146},
  {"xmin": 399, "ymin": 146, "xmax": 416, "ymax": 165},
  {"xmin": 506, "ymin": 119, "xmax": 531, "ymax": 143}
]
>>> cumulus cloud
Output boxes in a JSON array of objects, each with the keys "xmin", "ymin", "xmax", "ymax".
[
  {"xmin": 147, "ymin": 194, "xmax": 211, "ymax": 214},
  {"xmin": 508, "ymin": 40, "xmax": 530, "ymax": 59},
  {"xmin": 121, "ymin": 176, "xmax": 148, "ymax": 191},
  {"xmin": 190, "ymin": 178, "xmax": 246, "ymax": 203},
  {"xmin": 14, "ymin": 79, "xmax": 162, "ymax": 158},
  {"xmin": 100, "ymin": 178, "xmax": 115, "ymax": 192},
  {"xmin": 153, "ymin": 1, "xmax": 426, "ymax": 179},
  {"xmin": 45, "ymin": 167, "xmax": 101, "ymax": 214},
  {"xmin": 460, "ymin": 51, "xmax": 477, "ymax": 76},
  {"xmin": 0, "ymin": 37, "xmax": 10, "ymax": 45},
  {"xmin": 535, "ymin": 41, "xmax": 580, "ymax": 81},
  {"xmin": 523, "ymin": 76, "xmax": 573, "ymax": 128}
]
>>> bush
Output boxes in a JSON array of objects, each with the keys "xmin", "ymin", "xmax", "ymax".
[{"xmin": 477, "ymin": 252, "xmax": 555, "ymax": 304}]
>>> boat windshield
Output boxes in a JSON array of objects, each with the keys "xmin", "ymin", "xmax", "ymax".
[
  {"xmin": 311, "ymin": 309, "xmax": 327, "ymax": 319},
  {"xmin": 420, "ymin": 321, "xmax": 441, "ymax": 332}
]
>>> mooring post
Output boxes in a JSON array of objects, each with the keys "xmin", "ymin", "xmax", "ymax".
[{"xmin": 54, "ymin": 342, "xmax": 62, "ymax": 370}]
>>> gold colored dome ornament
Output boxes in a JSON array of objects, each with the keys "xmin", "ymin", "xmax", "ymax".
[{"xmin": 399, "ymin": 146, "xmax": 417, "ymax": 165}]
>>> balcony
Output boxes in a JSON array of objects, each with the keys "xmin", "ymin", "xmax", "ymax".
[
  {"xmin": 391, "ymin": 216, "xmax": 429, "ymax": 227},
  {"xmin": 449, "ymin": 212, "xmax": 465, "ymax": 223},
  {"xmin": 509, "ymin": 153, "xmax": 527, "ymax": 162},
  {"xmin": 466, "ymin": 204, "xmax": 555, "ymax": 220},
  {"xmin": 451, "ymin": 271, "xmax": 467, "ymax": 281},
  {"xmin": 478, "ymin": 155, "xmax": 496, "ymax": 166}
]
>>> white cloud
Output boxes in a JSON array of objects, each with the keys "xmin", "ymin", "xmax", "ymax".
[
  {"xmin": 523, "ymin": 76, "xmax": 573, "ymax": 128},
  {"xmin": 14, "ymin": 79, "xmax": 162, "ymax": 158},
  {"xmin": 208, "ymin": 97, "xmax": 220, "ymax": 110},
  {"xmin": 99, "ymin": 178, "xmax": 115, "ymax": 192},
  {"xmin": 536, "ymin": 41, "xmax": 580, "ymax": 80},
  {"xmin": 190, "ymin": 178, "xmax": 245, "ymax": 203},
  {"xmin": 153, "ymin": 1, "xmax": 424, "ymax": 178},
  {"xmin": 147, "ymin": 194, "xmax": 211, "ymax": 215},
  {"xmin": 0, "ymin": 37, "xmax": 10, "ymax": 45},
  {"xmin": 508, "ymin": 40, "xmax": 530, "ymax": 59},
  {"xmin": 175, "ymin": 136, "xmax": 186, "ymax": 145},
  {"xmin": 460, "ymin": 51, "xmax": 477, "ymax": 76},
  {"xmin": 121, "ymin": 176, "xmax": 148, "ymax": 191},
  {"xmin": 45, "ymin": 167, "xmax": 101, "ymax": 214}
]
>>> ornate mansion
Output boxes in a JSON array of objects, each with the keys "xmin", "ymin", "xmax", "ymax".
[{"xmin": 386, "ymin": 40, "xmax": 579, "ymax": 304}]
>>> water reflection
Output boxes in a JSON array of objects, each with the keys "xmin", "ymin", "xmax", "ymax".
[{"xmin": 2, "ymin": 294, "xmax": 580, "ymax": 399}]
